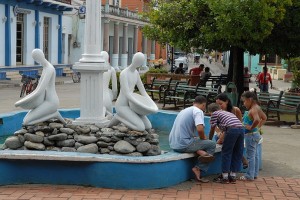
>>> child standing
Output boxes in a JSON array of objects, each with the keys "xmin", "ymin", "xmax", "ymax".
[
  {"xmin": 240, "ymin": 91, "xmax": 267, "ymax": 181},
  {"xmin": 208, "ymin": 103, "xmax": 245, "ymax": 184}
]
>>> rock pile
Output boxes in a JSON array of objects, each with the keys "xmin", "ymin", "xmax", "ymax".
[{"xmin": 2, "ymin": 119, "xmax": 161, "ymax": 156}]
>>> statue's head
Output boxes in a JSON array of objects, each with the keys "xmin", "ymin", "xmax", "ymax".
[
  {"xmin": 32, "ymin": 49, "xmax": 45, "ymax": 64},
  {"xmin": 100, "ymin": 51, "xmax": 109, "ymax": 64},
  {"xmin": 132, "ymin": 52, "xmax": 144, "ymax": 68}
]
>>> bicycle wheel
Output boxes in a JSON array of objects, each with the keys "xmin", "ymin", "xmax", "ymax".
[
  {"xmin": 72, "ymin": 72, "xmax": 80, "ymax": 83},
  {"xmin": 20, "ymin": 84, "xmax": 26, "ymax": 97},
  {"xmin": 26, "ymin": 82, "xmax": 33, "ymax": 95}
]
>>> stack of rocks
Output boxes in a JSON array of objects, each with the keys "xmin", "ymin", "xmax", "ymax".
[{"xmin": 3, "ymin": 119, "xmax": 161, "ymax": 156}]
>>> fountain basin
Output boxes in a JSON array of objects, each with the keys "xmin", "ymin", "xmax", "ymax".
[{"xmin": 0, "ymin": 109, "xmax": 261, "ymax": 189}]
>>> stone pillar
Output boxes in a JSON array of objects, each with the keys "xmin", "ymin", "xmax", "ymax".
[
  {"xmin": 111, "ymin": 22, "xmax": 119, "ymax": 68},
  {"xmin": 150, "ymin": 40, "xmax": 155, "ymax": 60},
  {"xmin": 142, "ymin": 35, "xmax": 148, "ymax": 67},
  {"xmin": 103, "ymin": 19, "xmax": 110, "ymax": 52},
  {"xmin": 120, "ymin": 23, "xmax": 128, "ymax": 69},
  {"xmin": 133, "ymin": 25, "xmax": 138, "ymax": 53},
  {"xmin": 73, "ymin": 0, "xmax": 109, "ymax": 126}
]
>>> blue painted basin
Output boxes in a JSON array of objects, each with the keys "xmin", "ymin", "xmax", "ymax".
[{"xmin": 0, "ymin": 109, "xmax": 261, "ymax": 189}]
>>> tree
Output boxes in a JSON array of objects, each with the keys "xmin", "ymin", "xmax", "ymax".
[{"xmin": 143, "ymin": 0, "xmax": 291, "ymax": 96}]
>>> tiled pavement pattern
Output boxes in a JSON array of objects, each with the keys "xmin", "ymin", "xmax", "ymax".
[{"xmin": 0, "ymin": 177, "xmax": 299, "ymax": 200}]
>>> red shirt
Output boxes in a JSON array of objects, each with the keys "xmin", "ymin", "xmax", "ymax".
[
  {"xmin": 190, "ymin": 67, "xmax": 203, "ymax": 75},
  {"xmin": 258, "ymin": 72, "xmax": 272, "ymax": 84}
]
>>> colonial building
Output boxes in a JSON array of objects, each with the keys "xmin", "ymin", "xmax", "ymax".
[{"xmin": 0, "ymin": 0, "xmax": 74, "ymax": 67}]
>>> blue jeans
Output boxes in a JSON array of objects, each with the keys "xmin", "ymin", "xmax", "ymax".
[
  {"xmin": 222, "ymin": 127, "xmax": 244, "ymax": 173},
  {"xmin": 260, "ymin": 83, "xmax": 269, "ymax": 92},
  {"xmin": 245, "ymin": 132, "xmax": 261, "ymax": 180},
  {"xmin": 174, "ymin": 139, "xmax": 216, "ymax": 172}
]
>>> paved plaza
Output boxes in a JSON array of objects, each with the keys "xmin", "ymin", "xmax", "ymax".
[{"xmin": 0, "ymin": 62, "xmax": 300, "ymax": 199}]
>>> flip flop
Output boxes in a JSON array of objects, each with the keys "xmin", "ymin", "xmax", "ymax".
[
  {"xmin": 239, "ymin": 176, "xmax": 254, "ymax": 181},
  {"xmin": 198, "ymin": 155, "xmax": 215, "ymax": 163},
  {"xmin": 198, "ymin": 178, "xmax": 209, "ymax": 183}
]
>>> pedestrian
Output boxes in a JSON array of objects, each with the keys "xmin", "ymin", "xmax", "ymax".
[
  {"xmin": 174, "ymin": 63, "xmax": 185, "ymax": 74},
  {"xmin": 244, "ymin": 67, "xmax": 250, "ymax": 91},
  {"xmin": 169, "ymin": 96, "xmax": 216, "ymax": 183},
  {"xmin": 189, "ymin": 64, "xmax": 204, "ymax": 76},
  {"xmin": 240, "ymin": 91, "xmax": 267, "ymax": 181},
  {"xmin": 199, "ymin": 67, "xmax": 212, "ymax": 86},
  {"xmin": 208, "ymin": 103, "xmax": 245, "ymax": 184},
  {"xmin": 258, "ymin": 67, "xmax": 273, "ymax": 92}
]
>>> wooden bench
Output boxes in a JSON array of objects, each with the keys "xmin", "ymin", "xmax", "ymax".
[
  {"xmin": 144, "ymin": 77, "xmax": 172, "ymax": 101},
  {"xmin": 267, "ymin": 92, "xmax": 300, "ymax": 124},
  {"xmin": 200, "ymin": 74, "xmax": 228, "ymax": 88},
  {"xmin": 188, "ymin": 85, "xmax": 221, "ymax": 107},
  {"xmin": 256, "ymin": 91, "xmax": 283, "ymax": 120},
  {"xmin": 163, "ymin": 82, "xmax": 198, "ymax": 108}
]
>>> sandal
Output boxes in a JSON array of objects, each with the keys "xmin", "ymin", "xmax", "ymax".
[
  {"xmin": 198, "ymin": 154, "xmax": 215, "ymax": 163},
  {"xmin": 239, "ymin": 176, "xmax": 254, "ymax": 181},
  {"xmin": 243, "ymin": 164, "xmax": 248, "ymax": 169},
  {"xmin": 213, "ymin": 175, "xmax": 229, "ymax": 184}
]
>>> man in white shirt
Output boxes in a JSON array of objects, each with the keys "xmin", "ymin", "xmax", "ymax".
[{"xmin": 169, "ymin": 96, "xmax": 216, "ymax": 182}]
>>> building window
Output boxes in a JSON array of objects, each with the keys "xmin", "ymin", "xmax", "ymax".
[
  {"xmin": 259, "ymin": 54, "xmax": 281, "ymax": 65},
  {"xmin": 43, "ymin": 17, "xmax": 50, "ymax": 60},
  {"xmin": 114, "ymin": 0, "xmax": 119, "ymax": 7},
  {"xmin": 16, "ymin": 14, "xmax": 24, "ymax": 65}
]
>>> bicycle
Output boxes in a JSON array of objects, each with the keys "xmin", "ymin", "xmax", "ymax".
[
  {"xmin": 72, "ymin": 69, "xmax": 81, "ymax": 83},
  {"xmin": 20, "ymin": 74, "xmax": 40, "ymax": 97}
]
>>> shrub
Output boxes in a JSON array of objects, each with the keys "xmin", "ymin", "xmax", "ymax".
[{"xmin": 290, "ymin": 58, "xmax": 300, "ymax": 88}]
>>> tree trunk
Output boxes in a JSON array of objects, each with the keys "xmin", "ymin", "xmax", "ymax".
[{"xmin": 228, "ymin": 46, "xmax": 244, "ymax": 105}]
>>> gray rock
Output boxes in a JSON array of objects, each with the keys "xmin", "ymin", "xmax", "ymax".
[
  {"xmin": 117, "ymin": 126, "xmax": 129, "ymax": 133},
  {"xmin": 126, "ymin": 152, "xmax": 143, "ymax": 157},
  {"xmin": 100, "ymin": 131, "xmax": 113, "ymax": 137},
  {"xmin": 49, "ymin": 122, "xmax": 64, "ymax": 129},
  {"xmin": 75, "ymin": 142, "xmax": 84, "ymax": 149},
  {"xmin": 77, "ymin": 144, "xmax": 98, "ymax": 153},
  {"xmin": 75, "ymin": 126, "xmax": 91, "ymax": 134},
  {"xmin": 5, "ymin": 136, "xmax": 23, "ymax": 149},
  {"xmin": 111, "ymin": 136, "xmax": 122, "ymax": 142},
  {"xmin": 128, "ymin": 130, "xmax": 146, "ymax": 136},
  {"xmin": 65, "ymin": 124, "xmax": 78, "ymax": 130},
  {"xmin": 52, "ymin": 128, "xmax": 58, "ymax": 135},
  {"xmin": 124, "ymin": 137, "xmax": 145, "ymax": 146},
  {"xmin": 61, "ymin": 147, "xmax": 76, "ymax": 152},
  {"xmin": 108, "ymin": 146, "xmax": 114, "ymax": 151},
  {"xmin": 46, "ymin": 146, "xmax": 61, "ymax": 151},
  {"xmin": 24, "ymin": 141, "xmax": 45, "ymax": 150},
  {"xmin": 35, "ymin": 131, "xmax": 45, "ymax": 137},
  {"xmin": 145, "ymin": 145, "xmax": 161, "ymax": 156},
  {"xmin": 24, "ymin": 133, "xmax": 44, "ymax": 143},
  {"xmin": 60, "ymin": 128, "xmax": 75, "ymax": 135},
  {"xmin": 17, "ymin": 135, "xmax": 25, "ymax": 143},
  {"xmin": 151, "ymin": 133, "xmax": 159, "ymax": 139},
  {"xmin": 56, "ymin": 139, "xmax": 76, "ymax": 147},
  {"xmin": 67, "ymin": 135, "xmax": 74, "ymax": 139},
  {"xmin": 136, "ymin": 142, "xmax": 151, "ymax": 153},
  {"xmin": 114, "ymin": 140, "xmax": 135, "ymax": 154},
  {"xmin": 96, "ymin": 141, "xmax": 109, "ymax": 148},
  {"xmin": 88, "ymin": 125, "xmax": 99, "ymax": 133},
  {"xmin": 148, "ymin": 138, "xmax": 159, "ymax": 145},
  {"xmin": 100, "ymin": 148, "xmax": 110, "ymax": 154},
  {"xmin": 44, "ymin": 137, "xmax": 55, "ymax": 146},
  {"xmin": 14, "ymin": 129, "xmax": 27, "ymax": 135},
  {"xmin": 48, "ymin": 133, "xmax": 68, "ymax": 141},
  {"xmin": 101, "ymin": 127, "xmax": 114, "ymax": 132},
  {"xmin": 74, "ymin": 135, "xmax": 97, "ymax": 144},
  {"xmin": 99, "ymin": 136, "xmax": 111, "ymax": 143},
  {"xmin": 34, "ymin": 125, "xmax": 51, "ymax": 133},
  {"xmin": 113, "ymin": 131, "xmax": 126, "ymax": 138}
]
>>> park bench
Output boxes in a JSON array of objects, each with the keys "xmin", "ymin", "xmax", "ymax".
[
  {"xmin": 163, "ymin": 82, "xmax": 198, "ymax": 108},
  {"xmin": 188, "ymin": 85, "xmax": 221, "ymax": 107},
  {"xmin": 256, "ymin": 91, "xmax": 283, "ymax": 121},
  {"xmin": 199, "ymin": 74, "xmax": 228, "ymax": 88},
  {"xmin": 266, "ymin": 92, "xmax": 300, "ymax": 124},
  {"xmin": 144, "ymin": 77, "xmax": 172, "ymax": 101}
]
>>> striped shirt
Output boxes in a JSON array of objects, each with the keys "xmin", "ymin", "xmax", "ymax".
[{"xmin": 210, "ymin": 110, "xmax": 243, "ymax": 131}]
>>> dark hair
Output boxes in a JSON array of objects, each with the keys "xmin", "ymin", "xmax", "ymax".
[
  {"xmin": 244, "ymin": 67, "xmax": 249, "ymax": 73},
  {"xmin": 241, "ymin": 91, "xmax": 258, "ymax": 102},
  {"xmin": 179, "ymin": 63, "xmax": 183, "ymax": 68},
  {"xmin": 216, "ymin": 93, "xmax": 233, "ymax": 112},
  {"xmin": 199, "ymin": 64, "xmax": 204, "ymax": 68},
  {"xmin": 204, "ymin": 67, "xmax": 210, "ymax": 72},
  {"xmin": 208, "ymin": 103, "xmax": 220, "ymax": 113},
  {"xmin": 194, "ymin": 95, "xmax": 207, "ymax": 104}
]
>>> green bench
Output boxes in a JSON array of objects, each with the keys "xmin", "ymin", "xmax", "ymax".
[
  {"xmin": 144, "ymin": 77, "xmax": 172, "ymax": 101},
  {"xmin": 256, "ymin": 91, "xmax": 284, "ymax": 120},
  {"xmin": 268, "ymin": 93, "xmax": 300, "ymax": 124},
  {"xmin": 188, "ymin": 85, "xmax": 221, "ymax": 108}
]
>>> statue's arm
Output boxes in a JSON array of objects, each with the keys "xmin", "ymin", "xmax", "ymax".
[
  {"xmin": 111, "ymin": 67, "xmax": 118, "ymax": 99},
  {"xmin": 136, "ymin": 72, "xmax": 148, "ymax": 96}
]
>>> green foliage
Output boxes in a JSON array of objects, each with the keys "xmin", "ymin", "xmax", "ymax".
[
  {"xmin": 147, "ymin": 67, "xmax": 168, "ymax": 74},
  {"xmin": 290, "ymin": 57, "xmax": 300, "ymax": 87}
]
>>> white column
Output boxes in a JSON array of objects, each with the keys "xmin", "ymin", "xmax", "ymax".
[
  {"xmin": 142, "ymin": 35, "xmax": 148, "ymax": 67},
  {"xmin": 121, "ymin": 23, "xmax": 128, "ymax": 69},
  {"xmin": 150, "ymin": 40, "xmax": 155, "ymax": 60},
  {"xmin": 111, "ymin": 22, "xmax": 119, "ymax": 69},
  {"xmin": 133, "ymin": 25, "xmax": 138, "ymax": 54},
  {"xmin": 73, "ymin": 0, "xmax": 109, "ymax": 127}
]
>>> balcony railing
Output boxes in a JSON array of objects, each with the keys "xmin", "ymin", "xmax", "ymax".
[{"xmin": 101, "ymin": 5, "xmax": 143, "ymax": 21}]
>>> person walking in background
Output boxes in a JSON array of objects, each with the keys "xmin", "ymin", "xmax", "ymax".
[
  {"xmin": 208, "ymin": 103, "xmax": 245, "ymax": 184},
  {"xmin": 258, "ymin": 67, "xmax": 272, "ymax": 92},
  {"xmin": 240, "ymin": 91, "xmax": 267, "ymax": 181},
  {"xmin": 174, "ymin": 63, "xmax": 185, "ymax": 74},
  {"xmin": 244, "ymin": 67, "xmax": 250, "ymax": 91},
  {"xmin": 169, "ymin": 96, "xmax": 216, "ymax": 183},
  {"xmin": 189, "ymin": 64, "xmax": 204, "ymax": 76}
]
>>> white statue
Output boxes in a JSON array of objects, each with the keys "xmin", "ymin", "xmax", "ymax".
[
  {"xmin": 108, "ymin": 52, "xmax": 158, "ymax": 131},
  {"xmin": 101, "ymin": 51, "xmax": 118, "ymax": 116},
  {"xmin": 15, "ymin": 49, "xmax": 66, "ymax": 125}
]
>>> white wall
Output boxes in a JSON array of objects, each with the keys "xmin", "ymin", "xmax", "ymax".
[
  {"xmin": 24, "ymin": 12, "xmax": 35, "ymax": 65},
  {"xmin": 0, "ymin": 4, "xmax": 5, "ymax": 66},
  {"xmin": 62, "ymin": 16, "xmax": 72, "ymax": 64}
]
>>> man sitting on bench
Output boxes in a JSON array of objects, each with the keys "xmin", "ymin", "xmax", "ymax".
[{"xmin": 199, "ymin": 67, "xmax": 212, "ymax": 86}]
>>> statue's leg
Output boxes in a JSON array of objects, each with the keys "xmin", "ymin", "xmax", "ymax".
[
  {"xmin": 115, "ymin": 106, "xmax": 145, "ymax": 131},
  {"xmin": 23, "ymin": 102, "xmax": 59, "ymax": 125},
  {"xmin": 140, "ymin": 115, "xmax": 152, "ymax": 131}
]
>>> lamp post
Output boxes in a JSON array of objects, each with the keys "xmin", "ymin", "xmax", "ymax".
[{"xmin": 73, "ymin": 0, "xmax": 109, "ymax": 127}]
